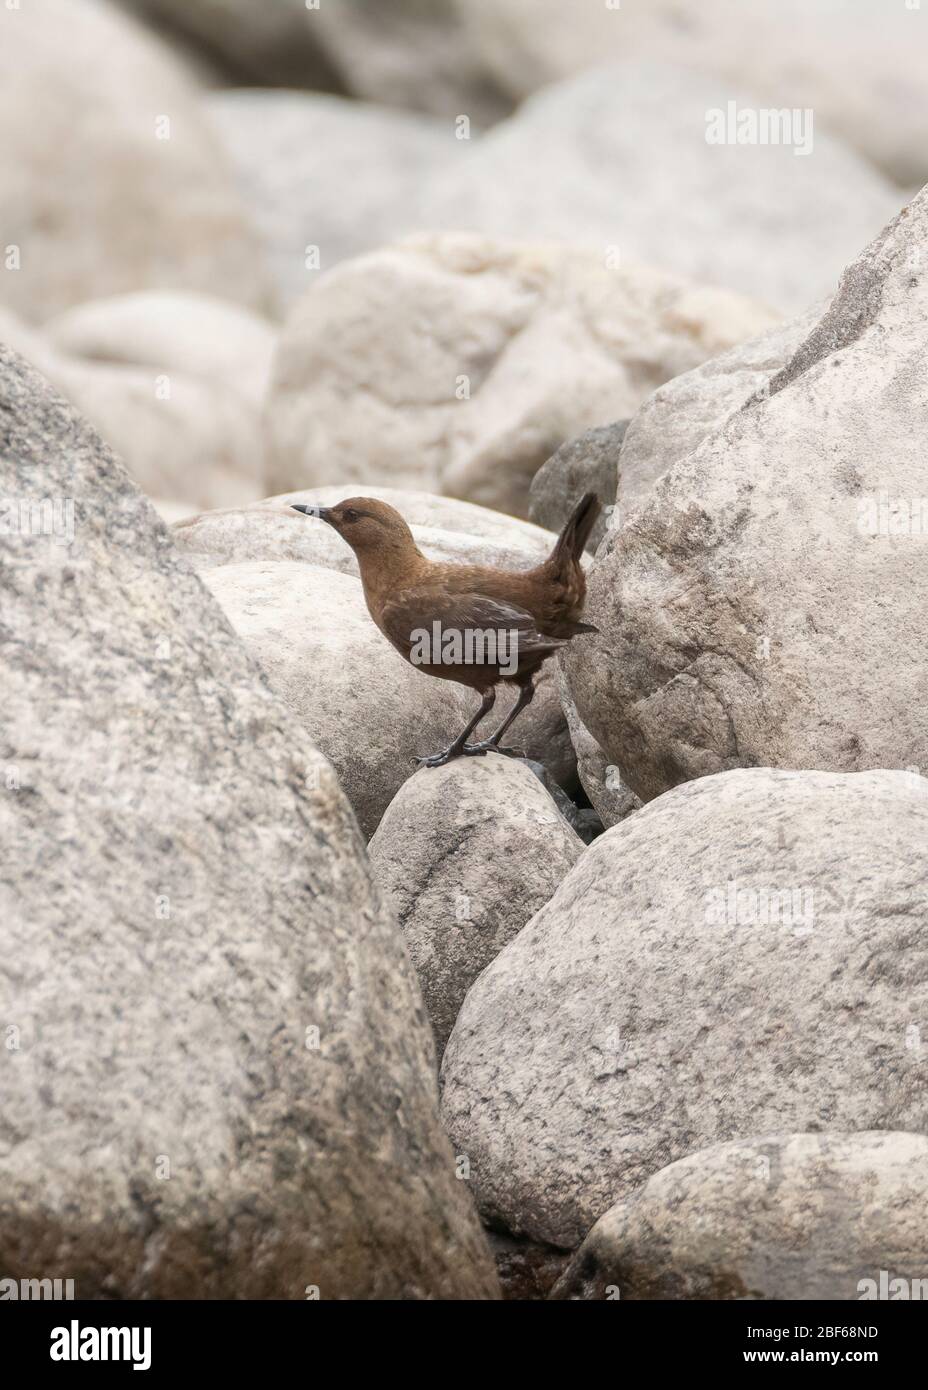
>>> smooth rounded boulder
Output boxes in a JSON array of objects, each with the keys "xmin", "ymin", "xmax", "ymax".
[
  {"xmin": 453, "ymin": 0, "xmax": 928, "ymax": 185},
  {"xmin": 40, "ymin": 291, "xmax": 277, "ymax": 510},
  {"xmin": 266, "ymin": 232, "xmax": 778, "ymax": 513},
  {"xmin": 0, "ymin": 0, "xmax": 267, "ymax": 321},
  {"xmin": 207, "ymin": 91, "xmax": 454, "ymax": 311},
  {"xmin": 440, "ymin": 767, "xmax": 928, "ymax": 1249},
  {"xmin": 422, "ymin": 65, "xmax": 900, "ymax": 313},
  {"xmin": 0, "ymin": 345, "xmax": 497, "ymax": 1299},
  {"xmin": 565, "ymin": 188, "xmax": 928, "ymax": 804},
  {"xmin": 552, "ymin": 1132, "xmax": 928, "ymax": 1301},
  {"xmin": 369, "ymin": 756, "xmax": 584, "ymax": 1055}
]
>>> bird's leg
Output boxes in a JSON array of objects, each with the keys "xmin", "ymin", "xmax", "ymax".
[
  {"xmin": 466, "ymin": 679, "xmax": 535, "ymax": 758},
  {"xmin": 415, "ymin": 688, "xmax": 496, "ymax": 768}
]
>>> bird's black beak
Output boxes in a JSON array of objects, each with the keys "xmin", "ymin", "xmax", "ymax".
[{"xmin": 291, "ymin": 503, "xmax": 332, "ymax": 523}]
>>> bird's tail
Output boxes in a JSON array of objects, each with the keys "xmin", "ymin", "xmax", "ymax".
[{"xmin": 550, "ymin": 492, "xmax": 600, "ymax": 567}]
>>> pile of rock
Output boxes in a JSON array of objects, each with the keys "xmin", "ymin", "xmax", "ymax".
[{"xmin": 2, "ymin": 0, "xmax": 927, "ymax": 1303}]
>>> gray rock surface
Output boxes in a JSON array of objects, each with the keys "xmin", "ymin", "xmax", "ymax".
[
  {"xmin": 39, "ymin": 291, "xmax": 277, "ymax": 509},
  {"xmin": 423, "ymin": 64, "xmax": 901, "ymax": 313},
  {"xmin": 200, "ymin": 561, "xmax": 576, "ymax": 838},
  {"xmin": 267, "ymin": 233, "xmax": 778, "ymax": 513},
  {"xmin": 528, "ymin": 423, "xmax": 626, "ymax": 554},
  {"xmin": 556, "ymin": 672, "xmax": 641, "ymax": 830},
  {"xmin": 0, "ymin": 345, "xmax": 497, "ymax": 1299},
  {"xmin": 564, "ymin": 188, "xmax": 927, "ymax": 805},
  {"xmin": 454, "ymin": 0, "xmax": 928, "ymax": 186},
  {"xmin": 440, "ymin": 767, "xmax": 928, "ymax": 1249},
  {"xmin": 207, "ymin": 91, "xmax": 453, "ymax": 311},
  {"xmin": 0, "ymin": 0, "xmax": 267, "ymax": 322},
  {"xmin": 552, "ymin": 1132, "xmax": 928, "ymax": 1301},
  {"xmin": 369, "ymin": 756, "xmax": 584, "ymax": 1055},
  {"xmin": 617, "ymin": 311, "xmax": 818, "ymax": 518}
]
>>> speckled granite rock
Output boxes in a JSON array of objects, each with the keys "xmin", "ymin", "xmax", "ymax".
[
  {"xmin": 0, "ymin": 0, "xmax": 267, "ymax": 321},
  {"xmin": 0, "ymin": 345, "xmax": 497, "ymax": 1300},
  {"xmin": 564, "ymin": 189, "xmax": 928, "ymax": 804},
  {"xmin": 441, "ymin": 767, "xmax": 928, "ymax": 1248},
  {"xmin": 369, "ymin": 755, "xmax": 583, "ymax": 1055},
  {"xmin": 552, "ymin": 1132, "xmax": 928, "ymax": 1301}
]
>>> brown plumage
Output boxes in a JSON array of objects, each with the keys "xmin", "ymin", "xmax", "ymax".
[{"xmin": 291, "ymin": 493, "xmax": 600, "ymax": 766}]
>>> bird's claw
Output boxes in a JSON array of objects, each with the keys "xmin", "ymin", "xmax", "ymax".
[
  {"xmin": 414, "ymin": 746, "xmax": 466, "ymax": 768},
  {"xmin": 464, "ymin": 740, "xmax": 525, "ymax": 759}
]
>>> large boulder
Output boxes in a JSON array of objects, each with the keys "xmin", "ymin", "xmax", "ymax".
[
  {"xmin": 0, "ymin": 345, "xmax": 497, "ymax": 1299},
  {"xmin": 440, "ymin": 767, "xmax": 928, "ymax": 1249},
  {"xmin": 454, "ymin": 0, "xmax": 928, "ymax": 186},
  {"xmin": 617, "ymin": 310, "xmax": 818, "ymax": 519},
  {"xmin": 369, "ymin": 756, "xmax": 584, "ymax": 1055},
  {"xmin": 200, "ymin": 561, "xmax": 576, "ymax": 838},
  {"xmin": 38, "ymin": 291, "xmax": 276, "ymax": 509},
  {"xmin": 423, "ymin": 64, "xmax": 901, "ymax": 313},
  {"xmin": 564, "ymin": 189, "xmax": 928, "ymax": 805},
  {"xmin": 0, "ymin": 0, "xmax": 267, "ymax": 322},
  {"xmin": 552, "ymin": 1132, "xmax": 928, "ymax": 1301},
  {"xmin": 207, "ymin": 92, "xmax": 453, "ymax": 311},
  {"xmin": 267, "ymin": 233, "xmax": 778, "ymax": 513}
]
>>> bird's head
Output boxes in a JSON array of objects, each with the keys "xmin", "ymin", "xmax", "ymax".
[{"xmin": 291, "ymin": 496, "xmax": 418, "ymax": 559}]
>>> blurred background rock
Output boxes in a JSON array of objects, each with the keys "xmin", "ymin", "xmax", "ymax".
[{"xmin": 1, "ymin": 0, "xmax": 924, "ymax": 515}]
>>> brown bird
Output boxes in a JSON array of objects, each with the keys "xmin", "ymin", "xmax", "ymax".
[{"xmin": 291, "ymin": 493, "xmax": 600, "ymax": 767}]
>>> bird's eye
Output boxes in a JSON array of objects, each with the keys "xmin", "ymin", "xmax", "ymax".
[{"xmin": 342, "ymin": 507, "xmax": 359, "ymax": 523}]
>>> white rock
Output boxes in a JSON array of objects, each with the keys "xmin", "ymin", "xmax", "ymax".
[
  {"xmin": 564, "ymin": 187, "xmax": 928, "ymax": 804},
  {"xmin": 206, "ymin": 91, "xmax": 454, "ymax": 311},
  {"xmin": 45, "ymin": 291, "xmax": 275, "ymax": 405},
  {"xmin": 618, "ymin": 309, "xmax": 819, "ymax": 517},
  {"xmin": 423, "ymin": 64, "xmax": 901, "ymax": 314},
  {"xmin": 200, "ymin": 561, "xmax": 576, "ymax": 837},
  {"xmin": 454, "ymin": 0, "xmax": 928, "ymax": 185},
  {"xmin": 552, "ymin": 1132, "xmax": 928, "ymax": 1301},
  {"xmin": 0, "ymin": 343, "xmax": 497, "ymax": 1299},
  {"xmin": 36, "ymin": 292, "xmax": 276, "ymax": 510},
  {"xmin": 267, "ymin": 233, "xmax": 779, "ymax": 514},
  {"xmin": 441, "ymin": 768, "xmax": 928, "ymax": 1248},
  {"xmin": 0, "ymin": 0, "xmax": 268, "ymax": 322},
  {"xmin": 369, "ymin": 756, "xmax": 584, "ymax": 1055}
]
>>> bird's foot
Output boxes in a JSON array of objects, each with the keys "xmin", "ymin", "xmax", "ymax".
[
  {"xmin": 464, "ymin": 740, "xmax": 525, "ymax": 759},
  {"xmin": 415, "ymin": 744, "xmax": 468, "ymax": 768}
]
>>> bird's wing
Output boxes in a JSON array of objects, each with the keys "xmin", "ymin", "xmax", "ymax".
[{"xmin": 381, "ymin": 588, "xmax": 566, "ymax": 663}]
